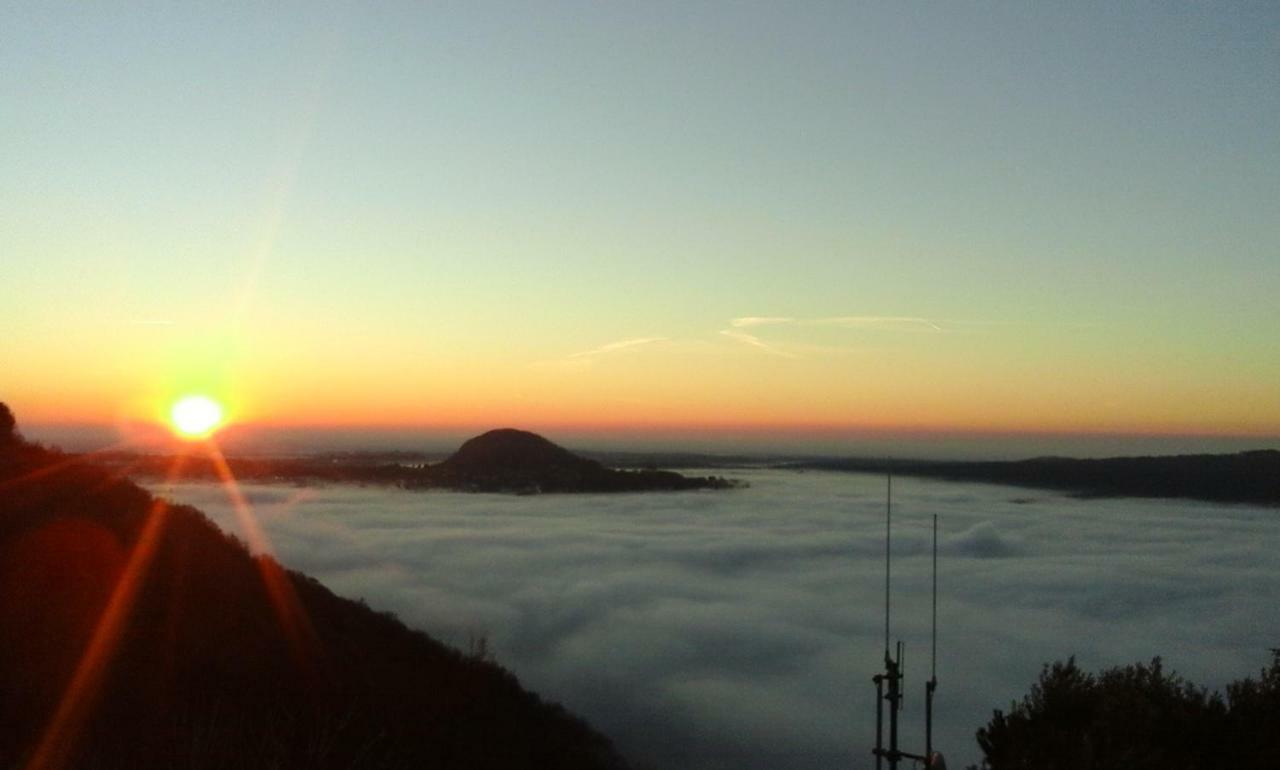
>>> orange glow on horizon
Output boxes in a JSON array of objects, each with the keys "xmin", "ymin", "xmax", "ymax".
[
  {"xmin": 209, "ymin": 400, "xmax": 1280, "ymax": 440},
  {"xmin": 5, "ymin": 366, "xmax": 1278, "ymax": 442}
]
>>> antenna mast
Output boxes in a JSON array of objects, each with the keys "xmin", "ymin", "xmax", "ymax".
[
  {"xmin": 884, "ymin": 471, "xmax": 892, "ymax": 656},
  {"xmin": 872, "ymin": 471, "xmax": 902, "ymax": 770},
  {"xmin": 926, "ymin": 514, "xmax": 938, "ymax": 760},
  {"xmin": 870, "ymin": 476, "xmax": 944, "ymax": 770}
]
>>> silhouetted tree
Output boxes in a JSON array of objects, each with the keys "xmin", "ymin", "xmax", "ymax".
[
  {"xmin": 973, "ymin": 653, "xmax": 1280, "ymax": 770},
  {"xmin": 0, "ymin": 402, "xmax": 16, "ymax": 444},
  {"xmin": 1222, "ymin": 651, "xmax": 1280, "ymax": 762}
]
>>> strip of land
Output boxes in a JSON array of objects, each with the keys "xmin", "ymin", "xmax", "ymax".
[
  {"xmin": 99, "ymin": 428, "xmax": 740, "ymax": 494},
  {"xmin": 84, "ymin": 425, "xmax": 1277, "ymax": 505},
  {"xmin": 778, "ymin": 450, "xmax": 1280, "ymax": 505}
]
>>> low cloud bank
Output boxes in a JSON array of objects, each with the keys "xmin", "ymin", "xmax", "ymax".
[{"xmin": 156, "ymin": 471, "xmax": 1280, "ymax": 770}]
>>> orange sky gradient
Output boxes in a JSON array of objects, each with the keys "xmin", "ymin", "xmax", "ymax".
[{"xmin": 4, "ymin": 5, "xmax": 1278, "ymax": 453}]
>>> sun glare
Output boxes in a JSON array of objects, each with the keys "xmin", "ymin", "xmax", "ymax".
[{"xmin": 169, "ymin": 395, "xmax": 225, "ymax": 439}]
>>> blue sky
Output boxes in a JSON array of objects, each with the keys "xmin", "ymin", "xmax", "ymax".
[{"xmin": 3, "ymin": 2, "xmax": 1278, "ymax": 439}]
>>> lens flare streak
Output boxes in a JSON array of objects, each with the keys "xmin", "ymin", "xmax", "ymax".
[
  {"xmin": 24, "ymin": 453, "xmax": 188, "ymax": 770},
  {"xmin": 0, "ymin": 441, "xmax": 137, "ymax": 495},
  {"xmin": 24, "ymin": 436, "xmax": 321, "ymax": 770},
  {"xmin": 206, "ymin": 444, "xmax": 320, "ymax": 673}
]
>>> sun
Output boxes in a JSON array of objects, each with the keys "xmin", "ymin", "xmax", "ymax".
[{"xmin": 169, "ymin": 395, "xmax": 226, "ymax": 440}]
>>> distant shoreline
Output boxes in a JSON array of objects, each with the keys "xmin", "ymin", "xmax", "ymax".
[
  {"xmin": 92, "ymin": 447, "xmax": 1280, "ymax": 505},
  {"xmin": 773, "ymin": 450, "xmax": 1280, "ymax": 506},
  {"xmin": 92, "ymin": 428, "xmax": 745, "ymax": 495}
]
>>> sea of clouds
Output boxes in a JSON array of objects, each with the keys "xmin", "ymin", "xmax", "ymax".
[{"xmin": 152, "ymin": 470, "xmax": 1280, "ymax": 770}]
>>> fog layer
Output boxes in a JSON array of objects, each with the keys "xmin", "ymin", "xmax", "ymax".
[{"xmin": 154, "ymin": 470, "xmax": 1280, "ymax": 770}]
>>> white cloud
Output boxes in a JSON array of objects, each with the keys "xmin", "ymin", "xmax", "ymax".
[
  {"xmin": 569, "ymin": 336, "xmax": 668, "ymax": 358},
  {"xmin": 720, "ymin": 314, "xmax": 952, "ymax": 358},
  {"xmin": 731, "ymin": 314, "xmax": 992, "ymax": 334},
  {"xmin": 813, "ymin": 315, "xmax": 945, "ymax": 332},
  {"xmin": 718, "ymin": 329, "xmax": 799, "ymax": 358},
  {"xmin": 154, "ymin": 473, "xmax": 1280, "ymax": 770},
  {"xmin": 729, "ymin": 317, "xmax": 795, "ymax": 328}
]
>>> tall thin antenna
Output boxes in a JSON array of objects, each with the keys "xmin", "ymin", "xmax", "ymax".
[
  {"xmin": 869, "ymin": 481, "xmax": 945, "ymax": 770},
  {"xmin": 925, "ymin": 513, "xmax": 939, "ymax": 760},
  {"xmin": 884, "ymin": 471, "xmax": 892, "ymax": 656},
  {"xmin": 932, "ymin": 514, "xmax": 938, "ymax": 681}
]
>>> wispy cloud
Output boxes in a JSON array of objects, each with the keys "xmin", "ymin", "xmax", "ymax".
[
  {"xmin": 732, "ymin": 315, "xmax": 950, "ymax": 333},
  {"xmin": 569, "ymin": 337, "xmax": 667, "ymax": 359},
  {"xmin": 811, "ymin": 316, "xmax": 944, "ymax": 332},
  {"xmin": 719, "ymin": 329, "xmax": 799, "ymax": 358},
  {"xmin": 718, "ymin": 314, "xmax": 981, "ymax": 358},
  {"xmin": 730, "ymin": 317, "xmax": 795, "ymax": 328}
]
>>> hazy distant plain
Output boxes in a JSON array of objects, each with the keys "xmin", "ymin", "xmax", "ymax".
[
  {"xmin": 29, "ymin": 422, "xmax": 1280, "ymax": 462},
  {"xmin": 154, "ymin": 469, "xmax": 1279, "ymax": 770}
]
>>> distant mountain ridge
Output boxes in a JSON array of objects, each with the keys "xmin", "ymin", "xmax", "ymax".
[{"xmin": 783, "ymin": 450, "xmax": 1280, "ymax": 505}]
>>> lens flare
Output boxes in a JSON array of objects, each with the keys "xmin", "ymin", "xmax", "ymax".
[{"xmin": 169, "ymin": 396, "xmax": 224, "ymax": 439}]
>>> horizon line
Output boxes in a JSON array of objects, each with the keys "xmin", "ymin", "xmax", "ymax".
[{"xmin": 19, "ymin": 419, "xmax": 1280, "ymax": 443}]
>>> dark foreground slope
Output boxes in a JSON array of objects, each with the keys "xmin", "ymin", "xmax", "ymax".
[
  {"xmin": 0, "ymin": 405, "xmax": 626, "ymax": 770},
  {"xmin": 787, "ymin": 450, "xmax": 1280, "ymax": 505}
]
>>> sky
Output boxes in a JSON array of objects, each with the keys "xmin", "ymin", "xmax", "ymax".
[
  {"xmin": 3, "ymin": 3, "xmax": 1279, "ymax": 447},
  {"xmin": 157, "ymin": 470, "xmax": 1280, "ymax": 769}
]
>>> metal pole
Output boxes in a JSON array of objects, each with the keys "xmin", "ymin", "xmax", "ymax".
[
  {"xmin": 873, "ymin": 674, "xmax": 884, "ymax": 770},
  {"xmin": 888, "ymin": 642, "xmax": 900, "ymax": 770},
  {"xmin": 926, "ymin": 514, "xmax": 938, "ymax": 761},
  {"xmin": 884, "ymin": 471, "xmax": 891, "ymax": 656},
  {"xmin": 932, "ymin": 515, "xmax": 937, "ymax": 682},
  {"xmin": 883, "ymin": 472, "xmax": 898, "ymax": 770}
]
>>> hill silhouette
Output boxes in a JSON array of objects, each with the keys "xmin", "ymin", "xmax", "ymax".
[
  {"xmin": 411, "ymin": 428, "xmax": 735, "ymax": 493},
  {"xmin": 0, "ymin": 405, "xmax": 626, "ymax": 770},
  {"xmin": 446, "ymin": 429, "xmax": 599, "ymax": 474}
]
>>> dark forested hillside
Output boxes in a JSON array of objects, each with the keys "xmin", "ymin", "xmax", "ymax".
[
  {"xmin": 788, "ymin": 451, "xmax": 1280, "ymax": 505},
  {"xmin": 0, "ymin": 404, "xmax": 626, "ymax": 770},
  {"xmin": 973, "ymin": 654, "xmax": 1280, "ymax": 769}
]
